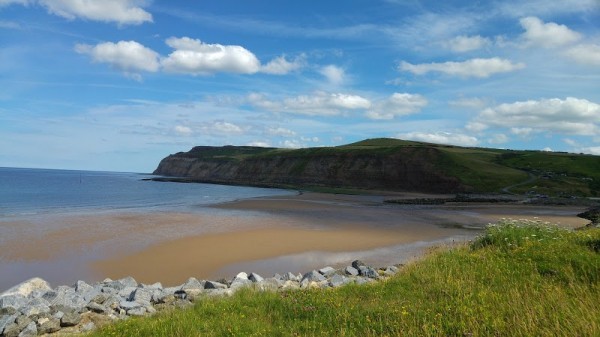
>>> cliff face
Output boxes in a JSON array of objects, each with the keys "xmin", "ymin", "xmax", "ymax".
[{"xmin": 153, "ymin": 145, "xmax": 465, "ymax": 193}]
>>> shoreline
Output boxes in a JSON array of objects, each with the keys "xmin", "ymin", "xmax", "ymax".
[{"xmin": 1, "ymin": 191, "xmax": 590, "ymax": 291}]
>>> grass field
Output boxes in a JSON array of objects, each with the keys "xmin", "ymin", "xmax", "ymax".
[{"xmin": 89, "ymin": 221, "xmax": 600, "ymax": 337}]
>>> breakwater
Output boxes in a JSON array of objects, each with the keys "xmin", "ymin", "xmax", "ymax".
[{"xmin": 0, "ymin": 260, "xmax": 399, "ymax": 336}]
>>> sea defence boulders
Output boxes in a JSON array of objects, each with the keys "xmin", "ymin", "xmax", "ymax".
[{"xmin": 0, "ymin": 261, "xmax": 400, "ymax": 336}]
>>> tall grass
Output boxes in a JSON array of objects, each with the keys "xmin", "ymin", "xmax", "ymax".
[{"xmin": 90, "ymin": 220, "xmax": 600, "ymax": 336}]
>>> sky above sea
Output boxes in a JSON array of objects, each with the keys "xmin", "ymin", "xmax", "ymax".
[{"xmin": 1, "ymin": 0, "xmax": 599, "ymax": 173}]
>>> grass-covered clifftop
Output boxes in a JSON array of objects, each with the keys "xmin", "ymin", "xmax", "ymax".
[
  {"xmin": 90, "ymin": 221, "xmax": 600, "ymax": 336},
  {"xmin": 153, "ymin": 138, "xmax": 600, "ymax": 196}
]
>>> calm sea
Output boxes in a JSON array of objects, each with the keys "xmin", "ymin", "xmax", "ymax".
[{"xmin": 0, "ymin": 167, "xmax": 293, "ymax": 217}]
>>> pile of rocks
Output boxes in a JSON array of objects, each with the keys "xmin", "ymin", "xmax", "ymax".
[{"xmin": 0, "ymin": 260, "xmax": 399, "ymax": 336}]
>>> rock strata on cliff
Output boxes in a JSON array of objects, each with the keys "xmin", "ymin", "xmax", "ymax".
[{"xmin": 153, "ymin": 144, "xmax": 464, "ymax": 193}]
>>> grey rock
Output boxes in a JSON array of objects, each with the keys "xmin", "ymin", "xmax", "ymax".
[
  {"xmin": 351, "ymin": 260, "xmax": 366, "ymax": 269},
  {"xmin": 118, "ymin": 287, "xmax": 137, "ymax": 300},
  {"xmin": 60, "ymin": 312, "xmax": 81, "ymax": 327},
  {"xmin": 345, "ymin": 266, "xmax": 359, "ymax": 276},
  {"xmin": 141, "ymin": 282, "xmax": 163, "ymax": 290},
  {"xmin": 17, "ymin": 321, "xmax": 36, "ymax": 337},
  {"xmin": 89, "ymin": 293, "xmax": 109, "ymax": 305},
  {"xmin": 383, "ymin": 266, "xmax": 399, "ymax": 276},
  {"xmin": 118, "ymin": 301, "xmax": 142, "ymax": 310},
  {"xmin": 181, "ymin": 277, "xmax": 205, "ymax": 291},
  {"xmin": 0, "ymin": 295, "xmax": 27, "ymax": 312},
  {"xmin": 116, "ymin": 276, "xmax": 138, "ymax": 288},
  {"xmin": 2, "ymin": 322, "xmax": 20, "ymax": 337},
  {"xmin": 355, "ymin": 277, "xmax": 373, "ymax": 285},
  {"xmin": 204, "ymin": 289, "xmax": 233, "ymax": 297},
  {"xmin": 1, "ymin": 278, "xmax": 51, "ymax": 299},
  {"xmin": 20, "ymin": 298, "xmax": 51, "ymax": 317},
  {"xmin": 0, "ymin": 314, "xmax": 18, "ymax": 334},
  {"xmin": 358, "ymin": 266, "xmax": 379, "ymax": 279},
  {"xmin": 272, "ymin": 273, "xmax": 284, "ymax": 281},
  {"xmin": 283, "ymin": 272, "xmax": 300, "ymax": 282},
  {"xmin": 255, "ymin": 279, "xmax": 280, "ymax": 291},
  {"xmin": 329, "ymin": 274, "xmax": 350, "ymax": 288},
  {"xmin": 52, "ymin": 311, "xmax": 64, "ymax": 320},
  {"xmin": 230, "ymin": 278, "xmax": 253, "ymax": 290},
  {"xmin": 0, "ymin": 306, "xmax": 17, "ymax": 316},
  {"xmin": 37, "ymin": 316, "xmax": 60, "ymax": 334},
  {"xmin": 14, "ymin": 315, "xmax": 31, "ymax": 331},
  {"xmin": 204, "ymin": 281, "xmax": 227, "ymax": 290},
  {"xmin": 233, "ymin": 272, "xmax": 248, "ymax": 280},
  {"xmin": 248, "ymin": 273, "xmax": 264, "ymax": 283},
  {"xmin": 126, "ymin": 307, "xmax": 146, "ymax": 316},
  {"xmin": 86, "ymin": 302, "xmax": 108, "ymax": 314},
  {"xmin": 130, "ymin": 288, "xmax": 153, "ymax": 305},
  {"xmin": 281, "ymin": 280, "xmax": 300, "ymax": 291},
  {"xmin": 318, "ymin": 266, "xmax": 336, "ymax": 277},
  {"xmin": 74, "ymin": 280, "xmax": 100, "ymax": 302},
  {"xmin": 301, "ymin": 270, "xmax": 326, "ymax": 283}
]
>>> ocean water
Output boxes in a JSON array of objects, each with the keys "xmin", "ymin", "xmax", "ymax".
[
  {"xmin": 0, "ymin": 167, "xmax": 293, "ymax": 217},
  {"xmin": 0, "ymin": 167, "xmax": 295, "ymax": 290}
]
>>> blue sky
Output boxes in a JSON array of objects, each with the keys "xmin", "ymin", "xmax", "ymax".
[{"xmin": 1, "ymin": 0, "xmax": 599, "ymax": 172}]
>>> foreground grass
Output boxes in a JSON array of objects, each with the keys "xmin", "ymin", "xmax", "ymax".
[{"xmin": 90, "ymin": 220, "xmax": 600, "ymax": 336}]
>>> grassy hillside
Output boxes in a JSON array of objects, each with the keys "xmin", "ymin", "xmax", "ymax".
[
  {"xmin": 89, "ymin": 221, "xmax": 600, "ymax": 336},
  {"xmin": 158, "ymin": 138, "xmax": 600, "ymax": 196}
]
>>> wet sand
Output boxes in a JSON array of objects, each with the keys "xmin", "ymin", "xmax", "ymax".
[{"xmin": 1, "ymin": 192, "xmax": 590, "ymax": 290}]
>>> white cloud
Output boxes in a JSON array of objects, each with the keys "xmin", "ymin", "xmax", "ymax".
[
  {"xmin": 565, "ymin": 44, "xmax": 600, "ymax": 66},
  {"xmin": 74, "ymin": 41, "xmax": 160, "ymax": 76},
  {"xmin": 466, "ymin": 121, "xmax": 488, "ymax": 133},
  {"xmin": 563, "ymin": 138, "xmax": 578, "ymax": 147},
  {"xmin": 449, "ymin": 97, "xmax": 488, "ymax": 110},
  {"xmin": 396, "ymin": 132, "xmax": 478, "ymax": 147},
  {"xmin": 162, "ymin": 37, "xmax": 261, "ymax": 75},
  {"xmin": 399, "ymin": 58, "xmax": 525, "ymax": 78},
  {"xmin": 444, "ymin": 35, "xmax": 490, "ymax": 53},
  {"xmin": 173, "ymin": 125, "xmax": 192, "ymax": 136},
  {"xmin": 496, "ymin": 0, "xmax": 599, "ymax": 18},
  {"xmin": 519, "ymin": 16, "xmax": 581, "ymax": 48},
  {"xmin": 266, "ymin": 127, "xmax": 296, "ymax": 137},
  {"xmin": 247, "ymin": 141, "xmax": 271, "ymax": 147},
  {"xmin": 488, "ymin": 134, "xmax": 509, "ymax": 144},
  {"xmin": 366, "ymin": 93, "xmax": 427, "ymax": 120},
  {"xmin": 39, "ymin": 0, "xmax": 152, "ymax": 25},
  {"xmin": 261, "ymin": 55, "xmax": 305, "ymax": 75},
  {"xmin": 578, "ymin": 147, "xmax": 600, "ymax": 155},
  {"xmin": 474, "ymin": 97, "xmax": 600, "ymax": 136},
  {"xmin": 207, "ymin": 121, "xmax": 244, "ymax": 134},
  {"xmin": 542, "ymin": 147, "xmax": 553, "ymax": 152},
  {"xmin": 0, "ymin": 0, "xmax": 30, "ymax": 7},
  {"xmin": 511, "ymin": 127, "xmax": 534, "ymax": 137},
  {"xmin": 248, "ymin": 91, "xmax": 371, "ymax": 116},
  {"xmin": 281, "ymin": 139, "xmax": 305, "ymax": 148},
  {"xmin": 320, "ymin": 65, "xmax": 346, "ymax": 85}
]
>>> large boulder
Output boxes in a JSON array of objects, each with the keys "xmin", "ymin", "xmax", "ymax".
[{"xmin": 1, "ymin": 278, "xmax": 52, "ymax": 299}]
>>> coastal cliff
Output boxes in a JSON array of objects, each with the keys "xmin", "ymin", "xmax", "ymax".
[
  {"xmin": 153, "ymin": 138, "xmax": 600, "ymax": 195},
  {"xmin": 153, "ymin": 140, "xmax": 464, "ymax": 193}
]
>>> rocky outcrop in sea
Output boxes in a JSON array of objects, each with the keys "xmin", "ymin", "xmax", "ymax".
[{"xmin": 0, "ymin": 261, "xmax": 400, "ymax": 336}]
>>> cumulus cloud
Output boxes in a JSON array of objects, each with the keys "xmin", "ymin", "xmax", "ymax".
[
  {"xmin": 578, "ymin": 146, "xmax": 600, "ymax": 155},
  {"xmin": 399, "ymin": 58, "xmax": 525, "ymax": 78},
  {"xmin": 320, "ymin": 65, "xmax": 346, "ymax": 85},
  {"xmin": 473, "ymin": 97, "xmax": 600, "ymax": 136},
  {"xmin": 173, "ymin": 125, "xmax": 192, "ymax": 136},
  {"xmin": 519, "ymin": 16, "xmax": 581, "ymax": 48},
  {"xmin": 247, "ymin": 141, "xmax": 271, "ymax": 147},
  {"xmin": 488, "ymin": 133, "xmax": 509, "ymax": 144},
  {"xmin": 161, "ymin": 37, "xmax": 261, "ymax": 75},
  {"xmin": 266, "ymin": 127, "xmax": 296, "ymax": 137},
  {"xmin": 247, "ymin": 91, "xmax": 371, "ymax": 116},
  {"xmin": 565, "ymin": 44, "xmax": 600, "ymax": 66},
  {"xmin": 366, "ymin": 93, "xmax": 427, "ymax": 120},
  {"xmin": 74, "ymin": 41, "xmax": 160, "ymax": 77},
  {"xmin": 39, "ymin": 0, "xmax": 152, "ymax": 25},
  {"xmin": 261, "ymin": 55, "xmax": 305, "ymax": 75},
  {"xmin": 396, "ymin": 132, "xmax": 478, "ymax": 147},
  {"xmin": 444, "ymin": 35, "xmax": 490, "ymax": 52}
]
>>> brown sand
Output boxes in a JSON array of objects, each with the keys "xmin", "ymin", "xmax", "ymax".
[{"xmin": 92, "ymin": 226, "xmax": 432, "ymax": 285}]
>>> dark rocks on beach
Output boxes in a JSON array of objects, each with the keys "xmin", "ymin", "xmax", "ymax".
[{"xmin": 0, "ymin": 261, "xmax": 402, "ymax": 336}]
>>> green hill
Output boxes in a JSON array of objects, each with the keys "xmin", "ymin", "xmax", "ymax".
[{"xmin": 154, "ymin": 138, "xmax": 600, "ymax": 196}]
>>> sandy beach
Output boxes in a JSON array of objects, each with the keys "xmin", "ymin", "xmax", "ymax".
[{"xmin": 1, "ymin": 192, "xmax": 590, "ymax": 289}]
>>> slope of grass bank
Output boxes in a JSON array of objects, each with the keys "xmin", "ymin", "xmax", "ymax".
[{"xmin": 90, "ymin": 221, "xmax": 600, "ymax": 336}]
